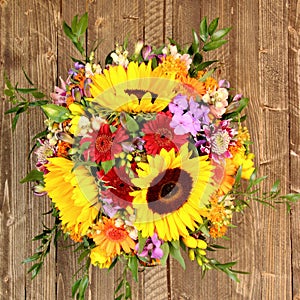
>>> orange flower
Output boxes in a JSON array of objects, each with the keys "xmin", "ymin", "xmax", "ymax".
[
  {"xmin": 158, "ymin": 55, "xmax": 188, "ymax": 79},
  {"xmin": 91, "ymin": 217, "xmax": 136, "ymax": 258},
  {"xmin": 56, "ymin": 141, "xmax": 71, "ymax": 157},
  {"xmin": 179, "ymin": 76, "xmax": 207, "ymax": 97},
  {"xmin": 209, "ymin": 224, "xmax": 227, "ymax": 238}
]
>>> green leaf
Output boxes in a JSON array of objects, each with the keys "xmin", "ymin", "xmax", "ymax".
[
  {"xmin": 108, "ymin": 257, "xmax": 119, "ymax": 272},
  {"xmin": 78, "ymin": 275, "xmax": 89, "ymax": 299},
  {"xmin": 137, "ymin": 232, "xmax": 147, "ymax": 254},
  {"xmin": 208, "ymin": 17, "xmax": 219, "ymax": 35},
  {"xmin": 4, "ymin": 89, "xmax": 14, "ymax": 97},
  {"xmin": 199, "ymin": 68, "xmax": 215, "ymax": 82},
  {"xmin": 169, "ymin": 243, "xmax": 185, "ymax": 269},
  {"xmin": 211, "ymin": 27, "xmax": 231, "ymax": 41},
  {"xmin": 41, "ymin": 104, "xmax": 70, "ymax": 122},
  {"xmin": 128, "ymin": 256, "xmax": 138, "ymax": 282},
  {"xmin": 203, "ymin": 39, "xmax": 228, "ymax": 51},
  {"xmin": 121, "ymin": 112, "xmax": 139, "ymax": 132},
  {"xmin": 31, "ymin": 91, "xmax": 46, "ymax": 99},
  {"xmin": 193, "ymin": 52, "xmax": 203, "ymax": 65},
  {"xmin": 16, "ymin": 87, "xmax": 38, "ymax": 94},
  {"xmin": 72, "ymin": 279, "xmax": 81, "ymax": 298},
  {"xmin": 22, "ymin": 253, "xmax": 40, "ymax": 264},
  {"xmin": 199, "ymin": 17, "xmax": 208, "ymax": 42},
  {"xmin": 125, "ymin": 282, "xmax": 131, "ymax": 299},
  {"xmin": 4, "ymin": 71, "xmax": 14, "ymax": 89},
  {"xmin": 115, "ymin": 294, "xmax": 124, "ymax": 300},
  {"xmin": 160, "ymin": 242, "xmax": 170, "ymax": 266},
  {"xmin": 22, "ymin": 67, "xmax": 34, "ymax": 85},
  {"xmin": 63, "ymin": 21, "xmax": 75, "ymax": 41},
  {"xmin": 71, "ymin": 15, "xmax": 78, "ymax": 33},
  {"xmin": 114, "ymin": 279, "xmax": 124, "ymax": 294},
  {"xmin": 101, "ymin": 159, "xmax": 114, "ymax": 174},
  {"xmin": 77, "ymin": 13, "xmax": 88, "ymax": 36},
  {"xmin": 192, "ymin": 29, "xmax": 199, "ymax": 53},
  {"xmin": 20, "ymin": 170, "xmax": 44, "ymax": 183},
  {"xmin": 195, "ymin": 60, "xmax": 217, "ymax": 71}
]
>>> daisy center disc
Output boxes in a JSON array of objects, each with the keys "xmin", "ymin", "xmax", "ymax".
[{"xmin": 95, "ymin": 134, "xmax": 113, "ymax": 153}]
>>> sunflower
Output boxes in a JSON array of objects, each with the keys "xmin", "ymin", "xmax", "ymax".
[
  {"xmin": 89, "ymin": 61, "xmax": 179, "ymax": 113},
  {"xmin": 130, "ymin": 143, "xmax": 216, "ymax": 241},
  {"xmin": 44, "ymin": 157, "xmax": 100, "ymax": 235},
  {"xmin": 91, "ymin": 217, "xmax": 136, "ymax": 258}
]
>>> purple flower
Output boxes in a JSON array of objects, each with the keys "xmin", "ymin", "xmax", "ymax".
[
  {"xmin": 169, "ymin": 94, "xmax": 188, "ymax": 114},
  {"xmin": 170, "ymin": 112, "xmax": 194, "ymax": 135},
  {"xmin": 218, "ymin": 79, "xmax": 230, "ymax": 89},
  {"xmin": 136, "ymin": 233, "xmax": 164, "ymax": 259}
]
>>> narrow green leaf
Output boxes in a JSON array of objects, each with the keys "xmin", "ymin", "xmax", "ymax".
[
  {"xmin": 29, "ymin": 100, "xmax": 49, "ymax": 107},
  {"xmin": 203, "ymin": 39, "xmax": 228, "ymax": 51},
  {"xmin": 31, "ymin": 91, "xmax": 46, "ymax": 99},
  {"xmin": 20, "ymin": 170, "xmax": 44, "ymax": 183},
  {"xmin": 71, "ymin": 15, "xmax": 78, "ymax": 33},
  {"xmin": 22, "ymin": 253, "xmax": 40, "ymax": 264},
  {"xmin": 193, "ymin": 53, "xmax": 203, "ymax": 65},
  {"xmin": 77, "ymin": 12, "xmax": 88, "ymax": 36},
  {"xmin": 137, "ymin": 231, "xmax": 148, "ymax": 254},
  {"xmin": 195, "ymin": 60, "xmax": 217, "ymax": 71},
  {"xmin": 78, "ymin": 275, "xmax": 89, "ymax": 299},
  {"xmin": 115, "ymin": 294, "xmax": 124, "ymax": 300},
  {"xmin": 12, "ymin": 114, "xmax": 20, "ymax": 130},
  {"xmin": 208, "ymin": 17, "xmax": 219, "ymax": 35},
  {"xmin": 63, "ymin": 21, "xmax": 76, "ymax": 41},
  {"xmin": 199, "ymin": 68, "xmax": 215, "ymax": 82},
  {"xmin": 108, "ymin": 257, "xmax": 119, "ymax": 272},
  {"xmin": 72, "ymin": 279, "xmax": 81, "ymax": 298},
  {"xmin": 16, "ymin": 87, "xmax": 38, "ymax": 94},
  {"xmin": 169, "ymin": 243, "xmax": 185, "ymax": 269},
  {"xmin": 160, "ymin": 242, "xmax": 170, "ymax": 266},
  {"xmin": 199, "ymin": 17, "xmax": 208, "ymax": 42},
  {"xmin": 128, "ymin": 256, "xmax": 138, "ymax": 282},
  {"xmin": 192, "ymin": 29, "xmax": 199, "ymax": 53},
  {"xmin": 4, "ymin": 89, "xmax": 14, "ymax": 97},
  {"xmin": 114, "ymin": 279, "xmax": 124, "ymax": 294},
  {"xmin": 125, "ymin": 282, "xmax": 131, "ymax": 299},
  {"xmin": 211, "ymin": 27, "xmax": 232, "ymax": 41},
  {"xmin": 22, "ymin": 67, "xmax": 34, "ymax": 85}
]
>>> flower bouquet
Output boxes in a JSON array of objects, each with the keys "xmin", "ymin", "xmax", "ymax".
[{"xmin": 4, "ymin": 13, "xmax": 299, "ymax": 300}]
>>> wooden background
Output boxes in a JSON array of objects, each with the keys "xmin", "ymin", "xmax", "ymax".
[{"xmin": 0, "ymin": 0, "xmax": 299, "ymax": 299}]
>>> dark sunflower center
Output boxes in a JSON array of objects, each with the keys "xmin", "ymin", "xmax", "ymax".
[
  {"xmin": 124, "ymin": 89, "xmax": 158, "ymax": 104},
  {"xmin": 95, "ymin": 134, "xmax": 112, "ymax": 153},
  {"xmin": 146, "ymin": 167, "xmax": 193, "ymax": 214}
]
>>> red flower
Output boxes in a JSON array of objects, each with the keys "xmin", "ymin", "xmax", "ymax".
[
  {"xmin": 98, "ymin": 167, "xmax": 134, "ymax": 208},
  {"xmin": 80, "ymin": 124, "xmax": 128, "ymax": 163},
  {"xmin": 142, "ymin": 113, "xmax": 189, "ymax": 155}
]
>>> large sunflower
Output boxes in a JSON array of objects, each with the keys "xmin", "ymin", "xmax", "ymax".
[
  {"xmin": 44, "ymin": 157, "xmax": 100, "ymax": 235},
  {"xmin": 89, "ymin": 61, "xmax": 179, "ymax": 113},
  {"xmin": 130, "ymin": 144, "xmax": 216, "ymax": 241}
]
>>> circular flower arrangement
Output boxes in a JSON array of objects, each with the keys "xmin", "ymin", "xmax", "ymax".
[{"xmin": 5, "ymin": 13, "xmax": 297, "ymax": 300}]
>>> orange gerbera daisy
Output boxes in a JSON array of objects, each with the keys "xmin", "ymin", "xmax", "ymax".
[
  {"xmin": 91, "ymin": 217, "xmax": 136, "ymax": 258},
  {"xmin": 212, "ymin": 160, "xmax": 237, "ymax": 196},
  {"xmin": 179, "ymin": 76, "xmax": 207, "ymax": 97}
]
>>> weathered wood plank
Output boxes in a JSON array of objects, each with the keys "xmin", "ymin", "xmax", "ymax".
[
  {"xmin": 288, "ymin": 1, "xmax": 300, "ymax": 299},
  {"xmin": 0, "ymin": 1, "xmax": 58, "ymax": 299},
  {"xmin": 255, "ymin": 1, "xmax": 291, "ymax": 299}
]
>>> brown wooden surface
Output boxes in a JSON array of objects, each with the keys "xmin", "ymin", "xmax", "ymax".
[{"xmin": 0, "ymin": 1, "xmax": 299, "ymax": 299}]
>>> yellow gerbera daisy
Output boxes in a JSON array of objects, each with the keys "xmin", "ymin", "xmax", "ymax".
[
  {"xmin": 130, "ymin": 143, "xmax": 216, "ymax": 241},
  {"xmin": 44, "ymin": 157, "xmax": 100, "ymax": 236},
  {"xmin": 89, "ymin": 61, "xmax": 179, "ymax": 113}
]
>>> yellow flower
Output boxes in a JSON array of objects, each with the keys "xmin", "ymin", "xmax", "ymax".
[
  {"xmin": 89, "ymin": 61, "xmax": 179, "ymax": 113},
  {"xmin": 68, "ymin": 102, "xmax": 85, "ymax": 135},
  {"xmin": 130, "ymin": 143, "xmax": 216, "ymax": 241},
  {"xmin": 90, "ymin": 247, "xmax": 112, "ymax": 268},
  {"xmin": 44, "ymin": 157, "xmax": 100, "ymax": 235}
]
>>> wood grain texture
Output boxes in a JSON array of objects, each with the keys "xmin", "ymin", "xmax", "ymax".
[
  {"xmin": 289, "ymin": 1, "xmax": 300, "ymax": 300},
  {"xmin": 0, "ymin": 1, "xmax": 299, "ymax": 299}
]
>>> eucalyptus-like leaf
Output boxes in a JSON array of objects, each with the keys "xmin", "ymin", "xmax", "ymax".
[
  {"xmin": 211, "ymin": 27, "xmax": 232, "ymax": 41},
  {"xmin": 208, "ymin": 17, "xmax": 219, "ymax": 35},
  {"xmin": 199, "ymin": 17, "xmax": 208, "ymax": 42},
  {"xmin": 203, "ymin": 39, "xmax": 228, "ymax": 51}
]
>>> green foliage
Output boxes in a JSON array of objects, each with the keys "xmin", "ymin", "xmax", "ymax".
[
  {"xmin": 20, "ymin": 170, "xmax": 44, "ymax": 183},
  {"xmin": 22, "ymin": 208, "xmax": 61, "ymax": 279},
  {"xmin": 63, "ymin": 13, "xmax": 88, "ymax": 58},
  {"xmin": 3, "ymin": 70, "xmax": 48, "ymax": 130}
]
